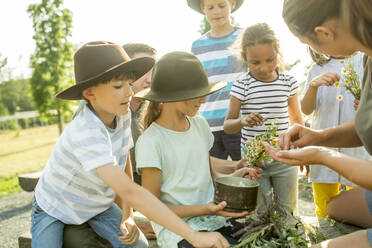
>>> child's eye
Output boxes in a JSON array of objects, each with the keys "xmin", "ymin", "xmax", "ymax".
[{"xmin": 113, "ymin": 85, "xmax": 122, "ymax": 89}]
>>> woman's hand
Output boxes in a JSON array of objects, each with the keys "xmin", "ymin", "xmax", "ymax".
[
  {"xmin": 240, "ymin": 112, "xmax": 266, "ymax": 128},
  {"xmin": 119, "ymin": 217, "xmax": 140, "ymax": 246},
  {"xmin": 206, "ymin": 201, "xmax": 249, "ymax": 218},
  {"xmin": 310, "ymin": 72, "xmax": 340, "ymax": 87},
  {"xmin": 279, "ymin": 124, "xmax": 321, "ymax": 150},
  {"xmin": 189, "ymin": 231, "xmax": 230, "ymax": 248},
  {"xmin": 263, "ymin": 142, "xmax": 330, "ymax": 166}
]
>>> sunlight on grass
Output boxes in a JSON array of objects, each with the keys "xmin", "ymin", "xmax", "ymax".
[{"xmin": 0, "ymin": 125, "xmax": 59, "ymax": 196}]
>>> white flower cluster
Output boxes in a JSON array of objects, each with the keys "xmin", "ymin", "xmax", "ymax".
[{"xmin": 242, "ymin": 120, "xmax": 279, "ymax": 167}]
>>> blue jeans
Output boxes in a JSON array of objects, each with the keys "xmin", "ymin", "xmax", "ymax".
[
  {"xmin": 31, "ymin": 199, "xmax": 148, "ymax": 248},
  {"xmin": 255, "ymin": 160, "xmax": 298, "ymax": 214}
]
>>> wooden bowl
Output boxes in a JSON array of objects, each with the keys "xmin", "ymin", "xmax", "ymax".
[{"xmin": 214, "ymin": 177, "xmax": 259, "ymax": 212}]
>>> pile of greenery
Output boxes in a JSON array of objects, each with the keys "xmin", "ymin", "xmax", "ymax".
[{"xmin": 227, "ymin": 198, "xmax": 308, "ymax": 248}]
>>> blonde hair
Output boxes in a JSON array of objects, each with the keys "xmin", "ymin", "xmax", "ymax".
[
  {"xmin": 143, "ymin": 101, "xmax": 162, "ymax": 130},
  {"xmin": 234, "ymin": 23, "xmax": 285, "ymax": 71},
  {"xmin": 308, "ymin": 47, "xmax": 331, "ymax": 66},
  {"xmin": 341, "ymin": 0, "xmax": 372, "ymax": 50}
]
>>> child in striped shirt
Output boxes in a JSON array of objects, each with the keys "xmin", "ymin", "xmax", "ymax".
[
  {"xmin": 224, "ymin": 23, "xmax": 304, "ymax": 214},
  {"xmin": 189, "ymin": 0, "xmax": 245, "ymax": 161}
]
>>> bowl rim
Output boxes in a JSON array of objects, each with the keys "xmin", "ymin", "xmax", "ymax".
[{"xmin": 215, "ymin": 176, "xmax": 260, "ymax": 188}]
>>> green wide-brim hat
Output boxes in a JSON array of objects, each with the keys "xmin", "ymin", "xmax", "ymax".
[
  {"xmin": 134, "ymin": 51, "xmax": 226, "ymax": 102},
  {"xmin": 187, "ymin": 0, "xmax": 244, "ymax": 14},
  {"xmin": 56, "ymin": 41, "xmax": 155, "ymax": 100}
]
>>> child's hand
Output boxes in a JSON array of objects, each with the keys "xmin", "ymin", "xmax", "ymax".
[
  {"xmin": 119, "ymin": 217, "xmax": 140, "ymax": 246},
  {"xmin": 310, "ymin": 72, "xmax": 340, "ymax": 88},
  {"xmin": 189, "ymin": 231, "xmax": 230, "ymax": 248},
  {"xmin": 206, "ymin": 201, "xmax": 250, "ymax": 218},
  {"xmin": 354, "ymin": 99, "xmax": 360, "ymax": 111},
  {"xmin": 240, "ymin": 112, "xmax": 266, "ymax": 127},
  {"xmin": 231, "ymin": 166, "xmax": 262, "ymax": 180}
]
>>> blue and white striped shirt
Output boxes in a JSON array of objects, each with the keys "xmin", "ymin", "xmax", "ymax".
[
  {"xmin": 35, "ymin": 103, "xmax": 133, "ymax": 224},
  {"xmin": 191, "ymin": 27, "xmax": 244, "ymax": 132}
]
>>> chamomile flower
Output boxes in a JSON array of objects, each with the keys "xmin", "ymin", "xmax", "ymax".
[
  {"xmin": 340, "ymin": 60, "xmax": 344, "ymax": 64},
  {"xmin": 337, "ymin": 95, "xmax": 343, "ymax": 101},
  {"xmin": 334, "ymin": 81, "xmax": 339, "ymax": 87}
]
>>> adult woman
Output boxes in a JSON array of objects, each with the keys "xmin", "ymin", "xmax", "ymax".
[{"xmin": 264, "ymin": 0, "xmax": 372, "ymax": 247}]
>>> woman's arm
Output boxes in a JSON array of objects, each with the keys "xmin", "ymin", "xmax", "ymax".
[
  {"xmin": 264, "ymin": 144, "xmax": 372, "ymax": 190},
  {"xmin": 288, "ymin": 93, "xmax": 304, "ymax": 125}
]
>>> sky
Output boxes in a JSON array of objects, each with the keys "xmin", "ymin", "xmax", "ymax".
[{"xmin": 0, "ymin": 0, "xmax": 311, "ymax": 82}]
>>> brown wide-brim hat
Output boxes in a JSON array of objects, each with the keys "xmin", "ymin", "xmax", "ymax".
[
  {"xmin": 56, "ymin": 41, "xmax": 155, "ymax": 100},
  {"xmin": 187, "ymin": 0, "xmax": 244, "ymax": 14},
  {"xmin": 135, "ymin": 51, "xmax": 226, "ymax": 102}
]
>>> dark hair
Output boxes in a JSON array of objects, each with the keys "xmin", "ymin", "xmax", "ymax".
[
  {"xmin": 234, "ymin": 23, "xmax": 284, "ymax": 71},
  {"xmin": 282, "ymin": 0, "xmax": 341, "ymax": 41},
  {"xmin": 81, "ymin": 72, "xmax": 136, "ymax": 100},
  {"xmin": 341, "ymin": 0, "xmax": 372, "ymax": 50},
  {"xmin": 122, "ymin": 43, "xmax": 157, "ymax": 58}
]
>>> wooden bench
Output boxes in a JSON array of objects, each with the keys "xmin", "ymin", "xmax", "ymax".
[
  {"xmin": 18, "ymin": 212, "xmax": 158, "ymax": 248},
  {"xmin": 17, "ymin": 171, "xmax": 42, "ymax": 192}
]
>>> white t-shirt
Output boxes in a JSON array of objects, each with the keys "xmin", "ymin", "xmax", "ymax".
[
  {"xmin": 136, "ymin": 115, "xmax": 226, "ymax": 247},
  {"xmin": 35, "ymin": 103, "xmax": 133, "ymax": 224},
  {"xmin": 305, "ymin": 53, "xmax": 371, "ymax": 185}
]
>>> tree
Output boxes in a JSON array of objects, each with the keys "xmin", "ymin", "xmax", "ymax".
[
  {"xmin": 0, "ymin": 53, "xmax": 10, "ymax": 115},
  {"xmin": 27, "ymin": 0, "xmax": 74, "ymax": 134}
]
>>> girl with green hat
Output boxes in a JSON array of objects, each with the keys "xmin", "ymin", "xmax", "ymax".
[{"xmin": 134, "ymin": 51, "xmax": 261, "ymax": 247}]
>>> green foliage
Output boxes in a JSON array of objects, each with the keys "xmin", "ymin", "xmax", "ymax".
[
  {"xmin": 0, "ymin": 78, "xmax": 35, "ymax": 115},
  {"xmin": 0, "ymin": 176, "xmax": 21, "ymax": 198},
  {"xmin": 27, "ymin": 0, "xmax": 74, "ymax": 131}
]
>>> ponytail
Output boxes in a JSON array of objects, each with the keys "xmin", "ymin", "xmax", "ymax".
[{"xmin": 143, "ymin": 102, "xmax": 162, "ymax": 130}]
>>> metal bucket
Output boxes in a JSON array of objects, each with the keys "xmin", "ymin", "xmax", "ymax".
[{"xmin": 214, "ymin": 177, "xmax": 259, "ymax": 212}]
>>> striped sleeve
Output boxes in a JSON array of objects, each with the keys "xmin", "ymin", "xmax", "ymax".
[
  {"xmin": 289, "ymin": 76, "xmax": 299, "ymax": 96},
  {"xmin": 230, "ymin": 79, "xmax": 246, "ymax": 102}
]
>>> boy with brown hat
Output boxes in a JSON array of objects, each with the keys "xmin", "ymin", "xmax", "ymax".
[
  {"xmin": 31, "ymin": 41, "xmax": 230, "ymax": 248},
  {"xmin": 189, "ymin": 0, "xmax": 245, "ymax": 161}
]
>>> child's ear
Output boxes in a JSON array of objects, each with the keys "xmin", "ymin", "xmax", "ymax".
[
  {"xmin": 314, "ymin": 26, "xmax": 335, "ymax": 42},
  {"xmin": 81, "ymin": 87, "xmax": 95, "ymax": 102}
]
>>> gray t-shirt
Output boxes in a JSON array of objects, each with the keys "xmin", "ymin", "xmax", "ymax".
[{"xmin": 355, "ymin": 56, "xmax": 372, "ymax": 155}]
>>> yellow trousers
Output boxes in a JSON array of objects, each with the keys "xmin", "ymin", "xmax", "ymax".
[{"xmin": 312, "ymin": 183, "xmax": 358, "ymax": 217}]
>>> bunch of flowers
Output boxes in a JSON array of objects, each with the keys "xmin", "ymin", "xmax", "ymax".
[
  {"xmin": 241, "ymin": 120, "xmax": 279, "ymax": 166},
  {"xmin": 337, "ymin": 59, "xmax": 361, "ymax": 100}
]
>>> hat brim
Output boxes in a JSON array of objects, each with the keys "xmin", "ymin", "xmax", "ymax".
[
  {"xmin": 134, "ymin": 81, "xmax": 227, "ymax": 102},
  {"xmin": 56, "ymin": 56, "xmax": 155, "ymax": 100},
  {"xmin": 187, "ymin": 0, "xmax": 244, "ymax": 14}
]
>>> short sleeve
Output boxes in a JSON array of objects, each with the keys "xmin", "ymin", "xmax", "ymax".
[
  {"xmin": 70, "ymin": 127, "xmax": 116, "ymax": 171},
  {"xmin": 289, "ymin": 76, "xmax": 299, "ymax": 97},
  {"xmin": 230, "ymin": 79, "xmax": 246, "ymax": 101},
  {"xmin": 135, "ymin": 129, "xmax": 162, "ymax": 173}
]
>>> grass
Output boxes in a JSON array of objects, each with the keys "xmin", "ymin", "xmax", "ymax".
[{"xmin": 0, "ymin": 125, "xmax": 60, "ymax": 197}]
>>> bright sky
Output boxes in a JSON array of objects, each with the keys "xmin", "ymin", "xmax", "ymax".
[{"xmin": 0, "ymin": 0, "xmax": 311, "ymax": 82}]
